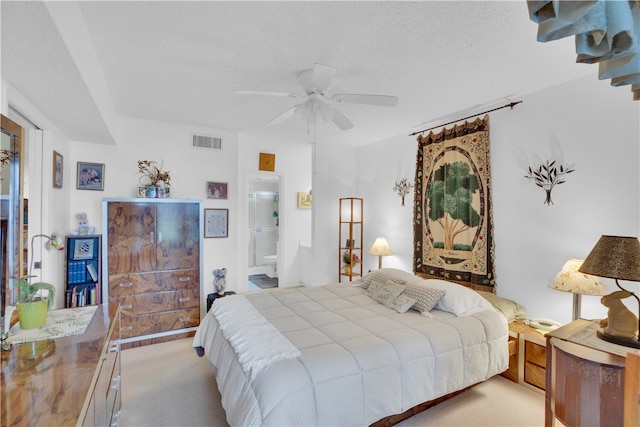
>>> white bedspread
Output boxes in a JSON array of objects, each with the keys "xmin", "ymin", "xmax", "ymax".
[{"xmin": 193, "ymin": 283, "xmax": 508, "ymax": 426}]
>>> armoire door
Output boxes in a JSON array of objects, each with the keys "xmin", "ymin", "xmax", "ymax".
[{"xmin": 106, "ymin": 202, "xmax": 157, "ymax": 275}]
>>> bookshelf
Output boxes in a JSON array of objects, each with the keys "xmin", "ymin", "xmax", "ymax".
[{"xmin": 65, "ymin": 235, "xmax": 101, "ymax": 307}]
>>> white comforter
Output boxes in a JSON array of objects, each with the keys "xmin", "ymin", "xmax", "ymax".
[{"xmin": 193, "ymin": 283, "xmax": 508, "ymax": 426}]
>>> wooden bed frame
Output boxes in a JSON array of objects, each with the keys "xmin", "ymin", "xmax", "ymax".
[{"xmin": 371, "ymin": 383, "xmax": 478, "ymax": 427}]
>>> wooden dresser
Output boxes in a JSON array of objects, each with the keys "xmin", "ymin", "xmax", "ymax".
[
  {"xmin": 1, "ymin": 304, "xmax": 121, "ymax": 427},
  {"xmin": 103, "ymin": 199, "xmax": 203, "ymax": 348}
]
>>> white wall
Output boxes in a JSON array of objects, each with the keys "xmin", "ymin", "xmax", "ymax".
[{"xmin": 348, "ymin": 75, "xmax": 640, "ymax": 325}]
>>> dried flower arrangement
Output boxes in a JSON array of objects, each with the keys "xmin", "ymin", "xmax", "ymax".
[{"xmin": 138, "ymin": 160, "xmax": 171, "ymax": 187}]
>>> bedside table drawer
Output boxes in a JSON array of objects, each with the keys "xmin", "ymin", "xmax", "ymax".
[
  {"xmin": 524, "ymin": 361, "xmax": 546, "ymax": 389},
  {"xmin": 525, "ymin": 340, "xmax": 546, "ymax": 368}
]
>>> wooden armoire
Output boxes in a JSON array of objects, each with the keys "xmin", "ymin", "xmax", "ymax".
[{"xmin": 102, "ymin": 198, "xmax": 203, "ymax": 348}]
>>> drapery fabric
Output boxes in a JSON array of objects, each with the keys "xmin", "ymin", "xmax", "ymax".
[
  {"xmin": 527, "ymin": 0, "xmax": 640, "ymax": 100},
  {"xmin": 413, "ymin": 116, "xmax": 495, "ymax": 292}
]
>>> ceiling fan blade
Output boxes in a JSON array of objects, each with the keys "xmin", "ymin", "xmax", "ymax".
[
  {"xmin": 312, "ymin": 63, "xmax": 337, "ymax": 92},
  {"xmin": 268, "ymin": 105, "xmax": 299, "ymax": 126},
  {"xmin": 332, "ymin": 93, "xmax": 398, "ymax": 107},
  {"xmin": 327, "ymin": 105, "xmax": 354, "ymax": 130},
  {"xmin": 234, "ymin": 89, "xmax": 300, "ymax": 98}
]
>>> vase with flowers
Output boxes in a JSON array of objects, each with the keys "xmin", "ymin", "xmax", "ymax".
[
  {"xmin": 137, "ymin": 160, "xmax": 171, "ymax": 198},
  {"xmin": 13, "ymin": 233, "xmax": 64, "ymax": 329},
  {"xmin": 342, "ymin": 250, "xmax": 361, "ymax": 276}
]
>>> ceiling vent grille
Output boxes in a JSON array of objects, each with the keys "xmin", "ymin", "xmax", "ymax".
[{"xmin": 191, "ymin": 133, "xmax": 222, "ymax": 150}]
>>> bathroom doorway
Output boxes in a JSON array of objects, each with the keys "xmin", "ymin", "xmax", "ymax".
[{"xmin": 247, "ymin": 176, "xmax": 279, "ymax": 291}]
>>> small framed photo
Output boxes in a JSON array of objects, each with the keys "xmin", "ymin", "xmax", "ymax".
[
  {"xmin": 207, "ymin": 181, "xmax": 228, "ymax": 199},
  {"xmin": 204, "ymin": 208, "xmax": 229, "ymax": 238},
  {"xmin": 53, "ymin": 150, "xmax": 63, "ymax": 188},
  {"xmin": 76, "ymin": 162, "xmax": 104, "ymax": 191},
  {"xmin": 297, "ymin": 191, "xmax": 312, "ymax": 209},
  {"xmin": 73, "ymin": 238, "xmax": 95, "ymax": 260}
]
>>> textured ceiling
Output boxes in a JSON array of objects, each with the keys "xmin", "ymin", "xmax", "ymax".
[{"xmin": 1, "ymin": 1, "xmax": 593, "ymax": 146}]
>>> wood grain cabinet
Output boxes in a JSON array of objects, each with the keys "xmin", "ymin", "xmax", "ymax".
[
  {"xmin": 103, "ymin": 199, "xmax": 203, "ymax": 348},
  {"xmin": 545, "ymin": 319, "xmax": 638, "ymax": 427},
  {"xmin": 502, "ymin": 320, "xmax": 547, "ymax": 392}
]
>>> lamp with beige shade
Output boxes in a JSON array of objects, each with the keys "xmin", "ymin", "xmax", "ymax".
[
  {"xmin": 549, "ymin": 259, "xmax": 608, "ymax": 322},
  {"xmin": 368, "ymin": 238, "xmax": 393, "ymax": 269}
]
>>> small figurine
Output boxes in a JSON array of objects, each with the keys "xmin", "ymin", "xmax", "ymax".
[
  {"xmin": 599, "ymin": 291, "xmax": 638, "ymax": 339},
  {"xmin": 213, "ymin": 268, "xmax": 227, "ymax": 295},
  {"xmin": 74, "ymin": 212, "xmax": 95, "ymax": 235}
]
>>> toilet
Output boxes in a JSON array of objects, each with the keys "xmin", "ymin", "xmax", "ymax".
[{"xmin": 263, "ymin": 255, "xmax": 278, "ymax": 278}]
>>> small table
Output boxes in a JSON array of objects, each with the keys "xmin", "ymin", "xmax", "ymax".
[{"xmin": 207, "ymin": 291, "xmax": 236, "ymax": 312}]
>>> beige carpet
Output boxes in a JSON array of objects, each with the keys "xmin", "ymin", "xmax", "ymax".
[{"xmin": 120, "ymin": 338, "xmax": 545, "ymax": 427}]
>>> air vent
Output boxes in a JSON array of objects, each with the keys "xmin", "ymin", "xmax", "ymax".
[{"xmin": 191, "ymin": 133, "xmax": 222, "ymax": 150}]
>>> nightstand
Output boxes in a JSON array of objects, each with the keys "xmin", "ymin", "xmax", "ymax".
[
  {"xmin": 502, "ymin": 320, "xmax": 548, "ymax": 393},
  {"xmin": 545, "ymin": 319, "xmax": 637, "ymax": 427},
  {"xmin": 206, "ymin": 291, "xmax": 236, "ymax": 312}
]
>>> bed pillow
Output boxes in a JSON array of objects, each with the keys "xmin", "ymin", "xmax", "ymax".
[
  {"xmin": 372, "ymin": 282, "xmax": 405, "ymax": 305},
  {"xmin": 420, "ymin": 279, "xmax": 497, "ymax": 316},
  {"xmin": 361, "ymin": 268, "xmax": 421, "ymax": 290},
  {"xmin": 476, "ymin": 291, "xmax": 527, "ymax": 322},
  {"xmin": 386, "ymin": 294, "xmax": 417, "ymax": 313},
  {"xmin": 401, "ymin": 282, "xmax": 446, "ymax": 315}
]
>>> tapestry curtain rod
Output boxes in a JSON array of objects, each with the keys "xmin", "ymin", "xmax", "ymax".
[{"xmin": 409, "ymin": 100, "xmax": 523, "ymax": 136}]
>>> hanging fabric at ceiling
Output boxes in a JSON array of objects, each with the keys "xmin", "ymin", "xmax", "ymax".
[
  {"xmin": 413, "ymin": 115, "xmax": 495, "ymax": 292},
  {"xmin": 527, "ymin": 0, "xmax": 640, "ymax": 101}
]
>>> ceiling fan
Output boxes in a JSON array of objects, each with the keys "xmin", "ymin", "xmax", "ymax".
[{"xmin": 234, "ymin": 63, "xmax": 398, "ymax": 131}]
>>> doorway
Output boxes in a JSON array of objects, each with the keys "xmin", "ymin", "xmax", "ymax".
[{"xmin": 247, "ymin": 175, "xmax": 280, "ymax": 291}]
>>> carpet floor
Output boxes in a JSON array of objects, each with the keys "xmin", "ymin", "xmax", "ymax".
[
  {"xmin": 248, "ymin": 274, "xmax": 278, "ymax": 289},
  {"xmin": 120, "ymin": 338, "xmax": 545, "ymax": 426}
]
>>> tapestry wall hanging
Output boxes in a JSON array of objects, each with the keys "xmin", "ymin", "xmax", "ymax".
[{"xmin": 413, "ymin": 115, "xmax": 495, "ymax": 291}]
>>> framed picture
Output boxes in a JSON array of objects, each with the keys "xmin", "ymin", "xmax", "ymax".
[
  {"xmin": 53, "ymin": 150, "xmax": 63, "ymax": 188},
  {"xmin": 297, "ymin": 191, "xmax": 312, "ymax": 209},
  {"xmin": 259, "ymin": 152, "xmax": 276, "ymax": 171},
  {"xmin": 72, "ymin": 238, "xmax": 95, "ymax": 260},
  {"xmin": 204, "ymin": 208, "xmax": 229, "ymax": 238},
  {"xmin": 76, "ymin": 162, "xmax": 104, "ymax": 191},
  {"xmin": 207, "ymin": 181, "xmax": 228, "ymax": 199}
]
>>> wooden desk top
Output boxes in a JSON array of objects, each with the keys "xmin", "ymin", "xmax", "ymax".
[{"xmin": 1, "ymin": 304, "xmax": 118, "ymax": 427}]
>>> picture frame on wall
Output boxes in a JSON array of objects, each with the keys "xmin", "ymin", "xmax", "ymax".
[
  {"xmin": 206, "ymin": 181, "xmax": 228, "ymax": 199},
  {"xmin": 297, "ymin": 191, "xmax": 312, "ymax": 209},
  {"xmin": 76, "ymin": 162, "xmax": 104, "ymax": 191},
  {"xmin": 204, "ymin": 208, "xmax": 229, "ymax": 238},
  {"xmin": 53, "ymin": 150, "xmax": 63, "ymax": 188}
]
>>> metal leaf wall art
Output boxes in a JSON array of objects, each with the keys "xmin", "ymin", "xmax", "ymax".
[
  {"xmin": 525, "ymin": 160, "xmax": 574, "ymax": 206},
  {"xmin": 393, "ymin": 178, "xmax": 414, "ymax": 206}
]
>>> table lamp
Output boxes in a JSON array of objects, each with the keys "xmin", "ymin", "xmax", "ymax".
[
  {"xmin": 549, "ymin": 259, "xmax": 607, "ymax": 321},
  {"xmin": 579, "ymin": 235, "xmax": 640, "ymax": 349},
  {"xmin": 368, "ymin": 237, "xmax": 393, "ymax": 269}
]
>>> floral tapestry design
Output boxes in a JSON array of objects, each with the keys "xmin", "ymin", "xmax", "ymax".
[{"xmin": 413, "ymin": 115, "xmax": 495, "ymax": 291}]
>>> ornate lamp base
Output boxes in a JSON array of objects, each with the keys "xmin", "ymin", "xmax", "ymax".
[{"xmin": 596, "ymin": 330, "xmax": 640, "ymax": 349}]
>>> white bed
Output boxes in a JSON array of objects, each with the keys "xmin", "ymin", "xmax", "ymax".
[{"xmin": 193, "ymin": 269, "xmax": 509, "ymax": 426}]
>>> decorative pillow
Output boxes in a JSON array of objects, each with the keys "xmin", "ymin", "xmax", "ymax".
[
  {"xmin": 402, "ymin": 282, "xmax": 446, "ymax": 315},
  {"xmin": 365, "ymin": 276, "xmax": 406, "ymax": 297},
  {"xmin": 386, "ymin": 294, "xmax": 417, "ymax": 313},
  {"xmin": 361, "ymin": 268, "xmax": 421, "ymax": 290},
  {"xmin": 372, "ymin": 282, "xmax": 405, "ymax": 306},
  {"xmin": 421, "ymin": 279, "xmax": 497, "ymax": 316}
]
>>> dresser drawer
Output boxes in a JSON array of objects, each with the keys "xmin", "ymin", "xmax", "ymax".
[
  {"xmin": 109, "ymin": 272, "xmax": 162, "ymax": 298},
  {"xmin": 118, "ymin": 289, "xmax": 199, "ymax": 315},
  {"xmin": 119, "ymin": 307, "xmax": 200, "ymax": 338},
  {"xmin": 162, "ymin": 269, "xmax": 199, "ymax": 290},
  {"xmin": 524, "ymin": 361, "xmax": 546, "ymax": 389}
]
